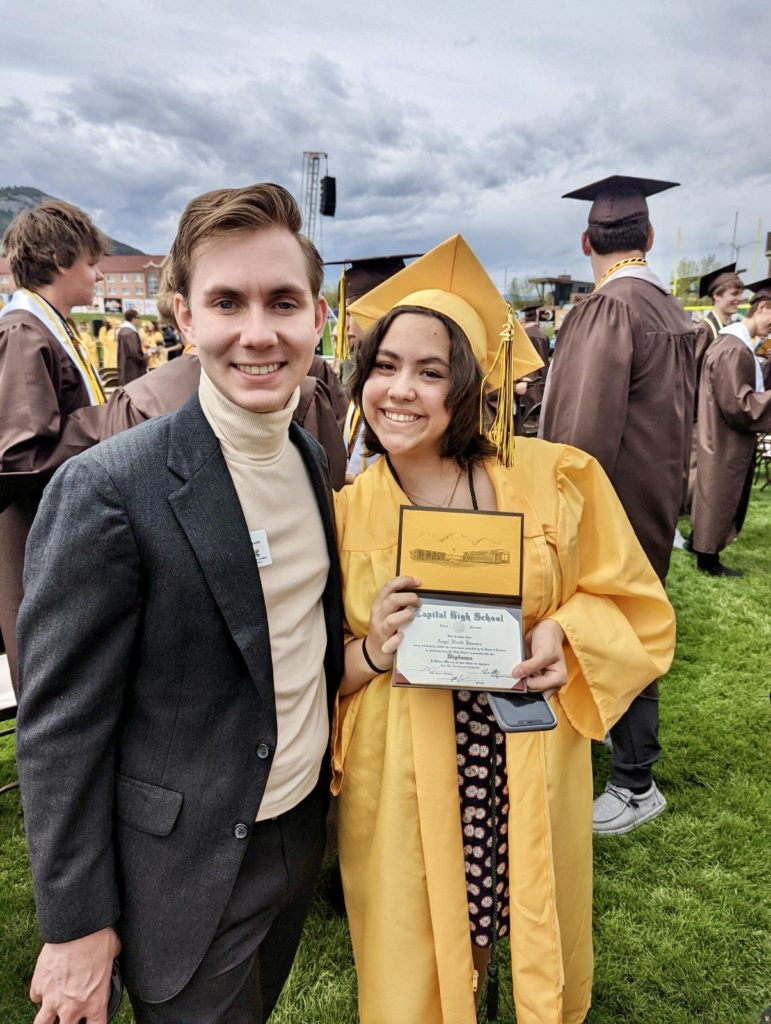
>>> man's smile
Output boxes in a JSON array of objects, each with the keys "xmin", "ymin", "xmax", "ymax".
[{"xmin": 234, "ymin": 362, "xmax": 284, "ymax": 376}]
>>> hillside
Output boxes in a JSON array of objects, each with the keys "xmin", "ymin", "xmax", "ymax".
[{"xmin": 0, "ymin": 186, "xmax": 143, "ymax": 255}]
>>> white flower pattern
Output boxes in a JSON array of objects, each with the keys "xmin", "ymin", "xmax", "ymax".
[{"xmin": 454, "ymin": 690, "xmax": 510, "ymax": 947}]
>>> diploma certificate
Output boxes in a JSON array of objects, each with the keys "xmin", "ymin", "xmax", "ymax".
[{"xmin": 394, "ymin": 596, "xmax": 523, "ymax": 691}]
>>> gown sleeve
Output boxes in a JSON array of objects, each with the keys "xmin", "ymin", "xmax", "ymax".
[
  {"xmin": 548, "ymin": 445, "xmax": 676, "ymax": 738},
  {"xmin": 0, "ymin": 318, "xmax": 90, "ymax": 480},
  {"xmin": 711, "ymin": 346, "xmax": 771, "ymax": 433},
  {"xmin": 299, "ymin": 378, "xmax": 347, "ymax": 490},
  {"xmin": 329, "ymin": 481, "xmax": 385, "ymax": 794}
]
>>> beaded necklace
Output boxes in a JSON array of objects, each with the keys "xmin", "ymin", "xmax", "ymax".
[{"xmin": 593, "ymin": 257, "xmax": 648, "ymax": 292}]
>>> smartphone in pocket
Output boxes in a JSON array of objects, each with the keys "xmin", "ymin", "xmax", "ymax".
[{"xmin": 486, "ymin": 690, "xmax": 557, "ymax": 733}]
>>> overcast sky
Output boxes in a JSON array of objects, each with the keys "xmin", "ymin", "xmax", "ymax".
[{"xmin": 2, "ymin": 0, "xmax": 769, "ymax": 292}]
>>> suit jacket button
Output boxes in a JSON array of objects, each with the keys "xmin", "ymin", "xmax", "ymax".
[
  {"xmin": 233, "ymin": 823, "xmax": 249, "ymax": 839},
  {"xmin": 257, "ymin": 743, "xmax": 270, "ymax": 759}
]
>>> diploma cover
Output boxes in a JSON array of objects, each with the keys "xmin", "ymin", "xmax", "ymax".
[{"xmin": 394, "ymin": 506, "xmax": 525, "ymax": 692}]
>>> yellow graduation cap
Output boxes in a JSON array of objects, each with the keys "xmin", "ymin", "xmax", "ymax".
[{"xmin": 348, "ymin": 234, "xmax": 543, "ymax": 466}]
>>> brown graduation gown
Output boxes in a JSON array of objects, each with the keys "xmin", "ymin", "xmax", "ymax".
[
  {"xmin": 117, "ymin": 325, "xmax": 149, "ymax": 385},
  {"xmin": 683, "ymin": 311, "xmax": 726, "ymax": 511},
  {"xmin": 691, "ymin": 333, "xmax": 771, "ymax": 553},
  {"xmin": 68, "ymin": 354, "xmax": 348, "ymax": 490},
  {"xmin": 0, "ymin": 311, "xmax": 96, "ymax": 690},
  {"xmin": 540, "ymin": 277, "xmax": 697, "ymax": 581},
  {"xmin": 309, "ymin": 354, "xmax": 348, "ymax": 429},
  {"xmin": 520, "ymin": 323, "xmax": 550, "ymax": 420},
  {"xmin": 694, "ymin": 310, "xmax": 723, "ymax": 378}
]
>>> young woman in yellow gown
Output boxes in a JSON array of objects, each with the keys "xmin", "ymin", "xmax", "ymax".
[{"xmin": 332, "ymin": 235, "xmax": 676, "ymax": 1024}]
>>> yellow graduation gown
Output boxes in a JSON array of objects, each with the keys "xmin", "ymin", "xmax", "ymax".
[
  {"xmin": 78, "ymin": 327, "xmax": 99, "ymax": 367},
  {"xmin": 332, "ymin": 440, "xmax": 675, "ymax": 1024},
  {"xmin": 98, "ymin": 325, "xmax": 117, "ymax": 368}
]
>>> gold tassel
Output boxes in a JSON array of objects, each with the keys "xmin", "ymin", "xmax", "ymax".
[
  {"xmin": 334, "ymin": 269, "xmax": 349, "ymax": 363},
  {"xmin": 480, "ymin": 305, "xmax": 518, "ymax": 468}
]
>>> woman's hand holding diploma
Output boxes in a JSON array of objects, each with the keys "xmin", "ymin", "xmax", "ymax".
[
  {"xmin": 512, "ymin": 618, "xmax": 567, "ymax": 697},
  {"xmin": 341, "ymin": 576, "xmax": 422, "ymax": 695}
]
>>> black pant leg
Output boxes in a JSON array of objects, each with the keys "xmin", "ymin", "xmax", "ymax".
[
  {"xmin": 258, "ymin": 790, "xmax": 326, "ymax": 1018},
  {"xmin": 609, "ymin": 681, "xmax": 660, "ymax": 790},
  {"xmin": 130, "ymin": 784, "xmax": 326, "ymax": 1024}
]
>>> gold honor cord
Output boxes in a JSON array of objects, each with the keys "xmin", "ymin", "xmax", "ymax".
[
  {"xmin": 335, "ymin": 270, "xmax": 349, "ymax": 362},
  {"xmin": 593, "ymin": 258, "xmax": 648, "ymax": 292},
  {"xmin": 345, "ymin": 404, "xmax": 361, "ymax": 451},
  {"xmin": 704, "ymin": 310, "xmax": 723, "ymax": 341},
  {"xmin": 66, "ymin": 318, "xmax": 106, "ymax": 403},
  {"xmin": 25, "ymin": 290, "xmax": 106, "ymax": 404}
]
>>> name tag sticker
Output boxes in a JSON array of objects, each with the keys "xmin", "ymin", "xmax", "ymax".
[{"xmin": 249, "ymin": 529, "xmax": 273, "ymax": 568}]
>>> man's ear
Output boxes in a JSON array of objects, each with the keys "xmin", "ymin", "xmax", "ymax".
[
  {"xmin": 314, "ymin": 295, "xmax": 328, "ymax": 338},
  {"xmin": 173, "ymin": 293, "xmax": 194, "ymax": 344},
  {"xmin": 645, "ymin": 225, "xmax": 654, "ymax": 253},
  {"xmin": 580, "ymin": 231, "xmax": 592, "ymax": 257}
]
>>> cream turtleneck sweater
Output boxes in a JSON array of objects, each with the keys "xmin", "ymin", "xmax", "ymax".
[{"xmin": 198, "ymin": 370, "xmax": 330, "ymax": 820}]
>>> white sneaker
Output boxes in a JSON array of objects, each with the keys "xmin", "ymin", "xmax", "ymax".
[{"xmin": 592, "ymin": 782, "xmax": 667, "ymax": 835}]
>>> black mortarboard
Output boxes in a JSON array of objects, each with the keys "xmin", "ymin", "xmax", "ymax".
[
  {"xmin": 519, "ymin": 305, "xmax": 540, "ymax": 318},
  {"xmin": 698, "ymin": 263, "xmax": 745, "ymax": 298},
  {"xmin": 562, "ymin": 175, "xmax": 679, "ymax": 226},
  {"xmin": 746, "ymin": 277, "xmax": 771, "ymax": 305},
  {"xmin": 327, "ymin": 253, "xmax": 421, "ymax": 359},
  {"xmin": 325, "ymin": 255, "xmax": 420, "ymax": 300}
]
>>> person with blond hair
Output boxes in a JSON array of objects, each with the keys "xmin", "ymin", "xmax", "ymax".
[
  {"xmin": 16, "ymin": 183, "xmax": 343, "ymax": 1023},
  {"xmin": 0, "ymin": 198, "xmax": 108, "ymax": 691}
]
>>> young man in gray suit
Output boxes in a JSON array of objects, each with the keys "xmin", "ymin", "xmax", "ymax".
[{"xmin": 16, "ymin": 183, "xmax": 343, "ymax": 1023}]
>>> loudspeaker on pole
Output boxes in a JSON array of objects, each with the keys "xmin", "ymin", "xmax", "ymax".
[{"xmin": 320, "ymin": 176, "xmax": 336, "ymax": 217}]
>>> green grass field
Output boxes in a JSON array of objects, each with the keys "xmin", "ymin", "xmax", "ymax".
[{"xmin": 1, "ymin": 487, "xmax": 769, "ymax": 1023}]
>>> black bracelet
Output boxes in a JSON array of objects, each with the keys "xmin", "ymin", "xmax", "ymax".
[{"xmin": 361, "ymin": 636, "xmax": 391, "ymax": 675}]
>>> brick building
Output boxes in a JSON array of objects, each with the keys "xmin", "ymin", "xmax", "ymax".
[{"xmin": 0, "ymin": 253, "xmax": 167, "ymax": 316}]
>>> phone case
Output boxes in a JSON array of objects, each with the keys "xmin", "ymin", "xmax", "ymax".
[{"xmin": 486, "ymin": 691, "xmax": 558, "ymax": 733}]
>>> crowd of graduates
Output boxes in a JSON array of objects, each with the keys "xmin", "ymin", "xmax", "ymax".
[{"xmin": 76, "ymin": 316, "xmax": 182, "ymax": 376}]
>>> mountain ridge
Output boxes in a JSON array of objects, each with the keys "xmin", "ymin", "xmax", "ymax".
[{"xmin": 0, "ymin": 186, "xmax": 143, "ymax": 256}]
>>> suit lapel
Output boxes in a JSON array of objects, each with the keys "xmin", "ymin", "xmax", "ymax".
[
  {"xmin": 166, "ymin": 396, "xmax": 274, "ymax": 710},
  {"xmin": 289, "ymin": 423, "xmax": 344, "ymax": 706}
]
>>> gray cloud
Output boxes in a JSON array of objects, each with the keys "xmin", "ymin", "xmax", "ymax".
[{"xmin": 0, "ymin": 0, "xmax": 768, "ymax": 288}]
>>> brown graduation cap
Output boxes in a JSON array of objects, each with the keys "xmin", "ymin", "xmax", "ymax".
[
  {"xmin": 698, "ymin": 263, "xmax": 745, "ymax": 298},
  {"xmin": 746, "ymin": 276, "xmax": 771, "ymax": 305},
  {"xmin": 326, "ymin": 255, "xmax": 421, "ymax": 300},
  {"xmin": 326, "ymin": 253, "xmax": 421, "ymax": 359},
  {"xmin": 563, "ymin": 175, "xmax": 679, "ymax": 226}
]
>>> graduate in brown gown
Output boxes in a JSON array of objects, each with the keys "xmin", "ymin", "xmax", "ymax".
[
  {"xmin": 683, "ymin": 264, "xmax": 746, "ymax": 512},
  {"xmin": 117, "ymin": 308, "xmax": 151, "ymax": 384},
  {"xmin": 690, "ymin": 278, "xmax": 771, "ymax": 575},
  {"xmin": 326, "ymin": 255, "xmax": 420, "ymax": 478},
  {"xmin": 309, "ymin": 353, "xmax": 348, "ymax": 429},
  {"xmin": 0, "ymin": 200, "xmax": 109, "ymax": 692},
  {"xmin": 540, "ymin": 175, "xmax": 697, "ymax": 835},
  {"xmin": 517, "ymin": 305, "xmax": 550, "ymax": 427}
]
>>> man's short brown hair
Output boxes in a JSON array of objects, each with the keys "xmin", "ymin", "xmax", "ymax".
[
  {"xmin": 125, "ymin": 308, "xmax": 140, "ymax": 322},
  {"xmin": 2, "ymin": 199, "xmax": 111, "ymax": 290},
  {"xmin": 586, "ymin": 215, "xmax": 650, "ymax": 256},
  {"xmin": 166, "ymin": 183, "xmax": 323, "ymax": 301}
]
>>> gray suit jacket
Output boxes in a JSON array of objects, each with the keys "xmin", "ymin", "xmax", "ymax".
[{"xmin": 16, "ymin": 393, "xmax": 344, "ymax": 1003}]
